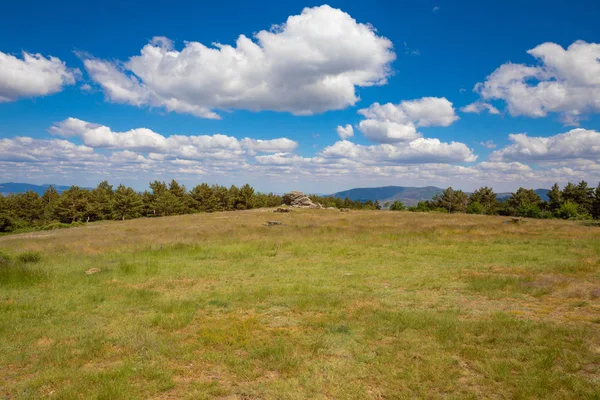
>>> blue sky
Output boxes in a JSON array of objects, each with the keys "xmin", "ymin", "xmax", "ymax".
[{"xmin": 1, "ymin": 0, "xmax": 599, "ymax": 193}]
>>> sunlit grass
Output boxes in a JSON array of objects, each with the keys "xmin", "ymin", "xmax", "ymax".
[{"xmin": 0, "ymin": 210, "xmax": 599, "ymax": 398}]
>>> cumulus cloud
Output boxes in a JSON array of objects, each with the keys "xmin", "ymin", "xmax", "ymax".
[
  {"xmin": 320, "ymin": 138, "xmax": 476, "ymax": 164},
  {"xmin": 0, "ymin": 51, "xmax": 78, "ymax": 102},
  {"xmin": 336, "ymin": 124, "xmax": 354, "ymax": 140},
  {"xmin": 475, "ymin": 40, "xmax": 600, "ymax": 124},
  {"xmin": 356, "ymin": 97, "xmax": 459, "ymax": 143},
  {"xmin": 461, "ymin": 101, "xmax": 500, "ymax": 115},
  {"xmin": 490, "ymin": 128, "xmax": 600, "ymax": 162},
  {"xmin": 0, "ymin": 137, "xmax": 99, "ymax": 163},
  {"xmin": 49, "ymin": 118, "xmax": 296, "ymax": 160},
  {"xmin": 82, "ymin": 5, "xmax": 395, "ymax": 118}
]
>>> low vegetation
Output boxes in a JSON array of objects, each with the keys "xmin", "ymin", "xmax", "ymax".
[{"xmin": 0, "ymin": 210, "xmax": 599, "ymax": 398}]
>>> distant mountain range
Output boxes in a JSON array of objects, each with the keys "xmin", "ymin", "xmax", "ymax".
[
  {"xmin": 0, "ymin": 182, "xmax": 75, "ymax": 196},
  {"xmin": 330, "ymin": 186, "xmax": 549, "ymax": 206}
]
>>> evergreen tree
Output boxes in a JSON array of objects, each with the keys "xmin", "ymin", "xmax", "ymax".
[
  {"xmin": 112, "ymin": 185, "xmax": 143, "ymax": 220},
  {"xmin": 592, "ymin": 183, "xmax": 600, "ymax": 220},
  {"xmin": 41, "ymin": 186, "xmax": 60, "ymax": 222},
  {"xmin": 575, "ymin": 180, "xmax": 594, "ymax": 215},
  {"xmin": 88, "ymin": 181, "xmax": 114, "ymax": 221},
  {"xmin": 11, "ymin": 190, "xmax": 44, "ymax": 223},
  {"xmin": 507, "ymin": 188, "xmax": 542, "ymax": 217},
  {"xmin": 56, "ymin": 186, "xmax": 90, "ymax": 223},
  {"xmin": 237, "ymin": 184, "xmax": 255, "ymax": 210},
  {"xmin": 547, "ymin": 183, "xmax": 562, "ymax": 212},
  {"xmin": 469, "ymin": 186, "xmax": 497, "ymax": 215},
  {"xmin": 168, "ymin": 179, "xmax": 189, "ymax": 214},
  {"xmin": 437, "ymin": 187, "xmax": 468, "ymax": 213},
  {"xmin": 228, "ymin": 185, "xmax": 240, "ymax": 210},
  {"xmin": 190, "ymin": 183, "xmax": 215, "ymax": 212}
]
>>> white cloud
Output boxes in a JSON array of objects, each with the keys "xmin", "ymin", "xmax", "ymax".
[
  {"xmin": 240, "ymin": 138, "xmax": 298, "ymax": 155},
  {"xmin": 461, "ymin": 101, "xmax": 500, "ymax": 115},
  {"xmin": 490, "ymin": 128, "xmax": 600, "ymax": 162},
  {"xmin": 49, "ymin": 117, "xmax": 296, "ymax": 161},
  {"xmin": 356, "ymin": 97, "xmax": 459, "ymax": 143},
  {"xmin": 336, "ymin": 124, "xmax": 354, "ymax": 140},
  {"xmin": 82, "ymin": 5, "xmax": 395, "ymax": 118},
  {"xmin": 479, "ymin": 140, "xmax": 497, "ymax": 149},
  {"xmin": 0, "ymin": 51, "xmax": 78, "ymax": 102},
  {"xmin": 475, "ymin": 40, "xmax": 600, "ymax": 124},
  {"xmin": 0, "ymin": 137, "xmax": 98, "ymax": 163},
  {"xmin": 320, "ymin": 138, "xmax": 476, "ymax": 164}
]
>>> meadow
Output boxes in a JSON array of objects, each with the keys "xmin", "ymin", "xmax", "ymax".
[{"xmin": 0, "ymin": 209, "xmax": 599, "ymax": 399}]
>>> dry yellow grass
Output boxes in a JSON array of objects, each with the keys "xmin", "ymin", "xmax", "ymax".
[{"xmin": 1, "ymin": 209, "xmax": 599, "ymax": 399}]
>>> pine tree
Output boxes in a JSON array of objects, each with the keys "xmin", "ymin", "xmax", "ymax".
[
  {"xmin": 11, "ymin": 190, "xmax": 44, "ymax": 223},
  {"xmin": 592, "ymin": 182, "xmax": 600, "ymax": 220},
  {"xmin": 190, "ymin": 183, "xmax": 214, "ymax": 212},
  {"xmin": 469, "ymin": 186, "xmax": 497, "ymax": 215},
  {"xmin": 575, "ymin": 180, "xmax": 594, "ymax": 215},
  {"xmin": 508, "ymin": 188, "xmax": 542, "ymax": 217},
  {"xmin": 112, "ymin": 185, "xmax": 143, "ymax": 221},
  {"xmin": 547, "ymin": 183, "xmax": 562, "ymax": 212},
  {"xmin": 168, "ymin": 179, "xmax": 189, "ymax": 214},
  {"xmin": 237, "ymin": 184, "xmax": 255, "ymax": 210},
  {"xmin": 88, "ymin": 181, "xmax": 114, "ymax": 221},
  {"xmin": 56, "ymin": 186, "xmax": 90, "ymax": 223},
  {"xmin": 41, "ymin": 186, "xmax": 60, "ymax": 222},
  {"xmin": 437, "ymin": 187, "xmax": 468, "ymax": 213}
]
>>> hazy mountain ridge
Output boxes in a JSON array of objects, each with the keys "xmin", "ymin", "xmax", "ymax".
[
  {"xmin": 331, "ymin": 186, "xmax": 549, "ymax": 206},
  {"xmin": 0, "ymin": 182, "xmax": 77, "ymax": 195}
]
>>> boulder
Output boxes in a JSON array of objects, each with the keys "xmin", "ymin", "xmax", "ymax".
[{"xmin": 282, "ymin": 191, "xmax": 322, "ymax": 208}]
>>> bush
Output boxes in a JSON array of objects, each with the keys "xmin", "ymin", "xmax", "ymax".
[
  {"xmin": 0, "ymin": 213, "xmax": 17, "ymax": 233},
  {"xmin": 517, "ymin": 203, "xmax": 542, "ymax": 218},
  {"xmin": 17, "ymin": 251, "xmax": 42, "ymax": 264},
  {"xmin": 389, "ymin": 201, "xmax": 405, "ymax": 211},
  {"xmin": 555, "ymin": 201, "xmax": 581, "ymax": 220},
  {"xmin": 466, "ymin": 201, "xmax": 484, "ymax": 215}
]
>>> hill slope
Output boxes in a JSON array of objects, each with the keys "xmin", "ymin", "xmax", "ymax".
[{"xmin": 331, "ymin": 186, "xmax": 550, "ymax": 205}]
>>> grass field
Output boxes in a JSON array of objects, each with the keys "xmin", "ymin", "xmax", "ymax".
[{"xmin": 1, "ymin": 209, "xmax": 599, "ymax": 399}]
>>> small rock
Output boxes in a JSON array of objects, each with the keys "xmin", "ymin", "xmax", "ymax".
[
  {"xmin": 85, "ymin": 268, "xmax": 101, "ymax": 275},
  {"xmin": 264, "ymin": 221, "xmax": 284, "ymax": 227},
  {"xmin": 274, "ymin": 207, "xmax": 292, "ymax": 213},
  {"xmin": 340, "ymin": 208, "xmax": 350, "ymax": 212}
]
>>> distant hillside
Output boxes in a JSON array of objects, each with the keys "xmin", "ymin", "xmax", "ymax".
[
  {"xmin": 0, "ymin": 182, "xmax": 74, "ymax": 196},
  {"xmin": 497, "ymin": 189, "xmax": 549, "ymax": 202},
  {"xmin": 331, "ymin": 186, "xmax": 444, "ymax": 206},
  {"xmin": 330, "ymin": 186, "xmax": 550, "ymax": 206}
]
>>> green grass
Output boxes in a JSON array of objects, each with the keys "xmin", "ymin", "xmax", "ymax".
[{"xmin": 0, "ymin": 210, "xmax": 599, "ymax": 399}]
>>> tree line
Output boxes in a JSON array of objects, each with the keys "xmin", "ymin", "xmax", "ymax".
[
  {"xmin": 388, "ymin": 181, "xmax": 600, "ymax": 220},
  {"xmin": 2, "ymin": 179, "xmax": 598, "ymax": 233},
  {"xmin": 0, "ymin": 180, "xmax": 380, "ymax": 233}
]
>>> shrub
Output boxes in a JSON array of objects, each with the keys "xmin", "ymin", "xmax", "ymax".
[
  {"xmin": 466, "ymin": 201, "xmax": 484, "ymax": 215},
  {"xmin": 555, "ymin": 201, "xmax": 582, "ymax": 220},
  {"xmin": 517, "ymin": 203, "xmax": 541, "ymax": 218},
  {"xmin": 0, "ymin": 213, "xmax": 17, "ymax": 233},
  {"xmin": 389, "ymin": 201, "xmax": 405, "ymax": 211}
]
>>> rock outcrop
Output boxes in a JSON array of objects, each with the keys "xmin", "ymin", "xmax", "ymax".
[{"xmin": 282, "ymin": 191, "xmax": 322, "ymax": 208}]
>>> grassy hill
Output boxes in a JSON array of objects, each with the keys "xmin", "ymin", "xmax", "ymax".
[{"xmin": 1, "ymin": 210, "xmax": 599, "ymax": 398}]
